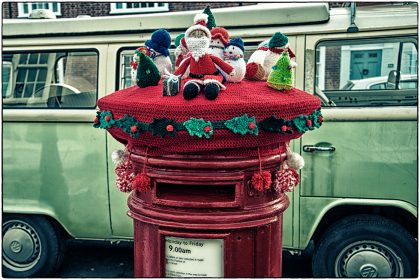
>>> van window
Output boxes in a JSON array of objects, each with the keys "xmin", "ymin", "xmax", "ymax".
[
  {"xmin": 2, "ymin": 50, "xmax": 98, "ymax": 109},
  {"xmin": 315, "ymin": 37, "xmax": 418, "ymax": 107}
]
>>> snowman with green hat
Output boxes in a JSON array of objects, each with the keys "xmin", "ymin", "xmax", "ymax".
[{"xmin": 262, "ymin": 32, "xmax": 297, "ymax": 80}]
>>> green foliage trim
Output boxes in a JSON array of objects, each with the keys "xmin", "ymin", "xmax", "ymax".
[{"xmin": 93, "ymin": 109, "xmax": 322, "ymax": 139}]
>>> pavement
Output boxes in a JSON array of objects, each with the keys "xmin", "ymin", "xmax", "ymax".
[{"xmin": 54, "ymin": 240, "xmax": 313, "ymax": 277}]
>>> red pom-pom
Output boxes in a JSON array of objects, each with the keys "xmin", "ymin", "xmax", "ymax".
[
  {"xmin": 306, "ymin": 119, "xmax": 312, "ymax": 127},
  {"xmin": 281, "ymin": 125, "xmax": 287, "ymax": 132},
  {"xmin": 166, "ymin": 124, "xmax": 174, "ymax": 132},
  {"xmin": 273, "ymin": 168, "xmax": 300, "ymax": 193},
  {"xmin": 105, "ymin": 115, "xmax": 111, "ymax": 122},
  {"xmin": 248, "ymin": 122, "xmax": 255, "ymax": 130},
  {"xmin": 204, "ymin": 126, "xmax": 212, "ymax": 133},
  {"xmin": 115, "ymin": 161, "xmax": 135, "ymax": 193},
  {"xmin": 251, "ymin": 171, "xmax": 272, "ymax": 191},
  {"xmin": 132, "ymin": 173, "xmax": 151, "ymax": 192},
  {"xmin": 130, "ymin": 125, "xmax": 138, "ymax": 133}
]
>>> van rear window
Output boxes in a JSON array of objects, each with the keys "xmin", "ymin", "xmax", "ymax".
[{"xmin": 2, "ymin": 50, "xmax": 98, "ymax": 109}]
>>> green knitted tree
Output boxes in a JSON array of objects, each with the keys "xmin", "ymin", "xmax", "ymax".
[
  {"xmin": 267, "ymin": 52, "xmax": 294, "ymax": 91},
  {"xmin": 203, "ymin": 6, "xmax": 216, "ymax": 29},
  {"xmin": 136, "ymin": 52, "xmax": 161, "ymax": 88}
]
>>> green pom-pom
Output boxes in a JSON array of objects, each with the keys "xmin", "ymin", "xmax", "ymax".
[
  {"xmin": 204, "ymin": 6, "xmax": 217, "ymax": 29},
  {"xmin": 136, "ymin": 52, "xmax": 161, "ymax": 88},
  {"xmin": 174, "ymin": 33, "xmax": 185, "ymax": 48},
  {"xmin": 224, "ymin": 114, "xmax": 258, "ymax": 135},
  {"xmin": 183, "ymin": 118, "xmax": 213, "ymax": 139},
  {"xmin": 269, "ymin": 32, "xmax": 288, "ymax": 48},
  {"xmin": 267, "ymin": 52, "xmax": 294, "ymax": 91}
]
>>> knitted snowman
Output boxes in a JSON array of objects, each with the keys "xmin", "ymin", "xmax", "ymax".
[
  {"xmin": 174, "ymin": 33, "xmax": 189, "ymax": 70},
  {"xmin": 145, "ymin": 29, "xmax": 173, "ymax": 76},
  {"xmin": 245, "ymin": 39, "xmax": 270, "ymax": 80},
  {"xmin": 262, "ymin": 32, "xmax": 296, "ymax": 80},
  {"xmin": 223, "ymin": 38, "xmax": 246, "ymax": 83},
  {"xmin": 174, "ymin": 13, "xmax": 235, "ymax": 100},
  {"xmin": 209, "ymin": 27, "xmax": 230, "ymax": 59}
]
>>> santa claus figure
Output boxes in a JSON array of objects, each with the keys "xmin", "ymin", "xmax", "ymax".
[{"xmin": 175, "ymin": 13, "xmax": 235, "ymax": 100}]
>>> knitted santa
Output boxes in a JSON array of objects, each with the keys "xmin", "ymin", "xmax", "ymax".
[
  {"xmin": 145, "ymin": 29, "xmax": 173, "ymax": 76},
  {"xmin": 174, "ymin": 33, "xmax": 189, "ymax": 70},
  {"xmin": 174, "ymin": 13, "xmax": 235, "ymax": 100}
]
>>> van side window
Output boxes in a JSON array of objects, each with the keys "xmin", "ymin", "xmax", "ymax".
[
  {"xmin": 315, "ymin": 38, "xmax": 418, "ymax": 107},
  {"xmin": 2, "ymin": 50, "xmax": 98, "ymax": 109}
]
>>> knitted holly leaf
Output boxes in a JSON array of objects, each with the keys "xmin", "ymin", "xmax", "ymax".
[
  {"xmin": 224, "ymin": 114, "xmax": 258, "ymax": 135},
  {"xmin": 260, "ymin": 115, "xmax": 293, "ymax": 134},
  {"xmin": 149, "ymin": 117, "xmax": 177, "ymax": 137},
  {"xmin": 136, "ymin": 52, "xmax": 161, "ymax": 88},
  {"xmin": 183, "ymin": 118, "xmax": 213, "ymax": 139},
  {"xmin": 204, "ymin": 6, "xmax": 216, "ymax": 29},
  {"xmin": 292, "ymin": 115, "xmax": 313, "ymax": 132},
  {"xmin": 267, "ymin": 52, "xmax": 294, "ymax": 91},
  {"xmin": 93, "ymin": 111, "xmax": 101, "ymax": 128},
  {"xmin": 312, "ymin": 109, "xmax": 323, "ymax": 128},
  {"xmin": 99, "ymin": 111, "xmax": 115, "ymax": 129},
  {"xmin": 117, "ymin": 115, "xmax": 141, "ymax": 138}
]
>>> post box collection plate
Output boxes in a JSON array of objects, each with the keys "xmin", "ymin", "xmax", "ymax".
[{"xmin": 165, "ymin": 236, "xmax": 224, "ymax": 277}]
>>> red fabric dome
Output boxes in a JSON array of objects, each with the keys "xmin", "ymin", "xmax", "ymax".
[{"xmin": 97, "ymin": 80, "xmax": 321, "ymax": 156}]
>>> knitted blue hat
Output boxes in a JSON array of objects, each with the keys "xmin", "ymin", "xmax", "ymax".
[
  {"xmin": 225, "ymin": 38, "xmax": 244, "ymax": 52},
  {"xmin": 145, "ymin": 29, "xmax": 171, "ymax": 57}
]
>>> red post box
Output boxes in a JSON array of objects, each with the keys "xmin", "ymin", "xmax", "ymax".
[{"xmin": 128, "ymin": 147, "xmax": 289, "ymax": 277}]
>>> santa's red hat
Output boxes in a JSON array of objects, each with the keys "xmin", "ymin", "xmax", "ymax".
[
  {"xmin": 185, "ymin": 13, "xmax": 211, "ymax": 40},
  {"xmin": 211, "ymin": 27, "xmax": 230, "ymax": 46}
]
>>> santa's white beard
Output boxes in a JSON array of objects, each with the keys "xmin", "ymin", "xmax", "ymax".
[{"xmin": 186, "ymin": 37, "xmax": 210, "ymax": 61}]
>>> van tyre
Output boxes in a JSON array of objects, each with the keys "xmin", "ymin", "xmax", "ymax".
[
  {"xmin": 312, "ymin": 214, "xmax": 417, "ymax": 278},
  {"xmin": 2, "ymin": 214, "xmax": 66, "ymax": 277}
]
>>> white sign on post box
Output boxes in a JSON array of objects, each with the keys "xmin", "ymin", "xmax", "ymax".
[{"xmin": 165, "ymin": 236, "xmax": 224, "ymax": 277}]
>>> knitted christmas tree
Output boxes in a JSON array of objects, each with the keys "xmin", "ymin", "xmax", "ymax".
[
  {"xmin": 136, "ymin": 52, "xmax": 161, "ymax": 88},
  {"xmin": 267, "ymin": 52, "xmax": 294, "ymax": 91},
  {"xmin": 203, "ymin": 6, "xmax": 216, "ymax": 29}
]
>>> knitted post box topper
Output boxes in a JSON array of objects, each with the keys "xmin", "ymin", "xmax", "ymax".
[
  {"xmin": 224, "ymin": 38, "xmax": 246, "ymax": 83},
  {"xmin": 174, "ymin": 13, "xmax": 235, "ymax": 101},
  {"xmin": 145, "ymin": 29, "xmax": 173, "ymax": 77}
]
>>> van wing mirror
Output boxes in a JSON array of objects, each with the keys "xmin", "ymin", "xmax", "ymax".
[{"xmin": 386, "ymin": 70, "xmax": 400, "ymax": 89}]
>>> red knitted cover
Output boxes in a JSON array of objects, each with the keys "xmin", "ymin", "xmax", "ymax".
[{"xmin": 97, "ymin": 80, "xmax": 320, "ymax": 156}]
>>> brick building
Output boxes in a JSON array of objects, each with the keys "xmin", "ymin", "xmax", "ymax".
[{"xmin": 2, "ymin": 2, "xmax": 256, "ymax": 19}]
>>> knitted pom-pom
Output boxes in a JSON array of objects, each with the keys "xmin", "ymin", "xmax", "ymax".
[
  {"xmin": 251, "ymin": 171, "xmax": 272, "ymax": 191},
  {"xmin": 286, "ymin": 151, "xmax": 305, "ymax": 170},
  {"xmin": 132, "ymin": 173, "xmax": 151, "ymax": 192},
  {"xmin": 273, "ymin": 168, "xmax": 300, "ymax": 193},
  {"xmin": 112, "ymin": 149, "xmax": 127, "ymax": 165},
  {"xmin": 115, "ymin": 161, "xmax": 135, "ymax": 193},
  {"xmin": 194, "ymin": 13, "xmax": 209, "ymax": 25}
]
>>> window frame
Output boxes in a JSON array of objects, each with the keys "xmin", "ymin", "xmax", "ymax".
[
  {"xmin": 314, "ymin": 35, "xmax": 418, "ymax": 107},
  {"xmin": 2, "ymin": 48, "xmax": 100, "ymax": 110},
  {"xmin": 17, "ymin": 2, "xmax": 62, "ymax": 18},
  {"xmin": 109, "ymin": 3, "xmax": 169, "ymax": 15}
]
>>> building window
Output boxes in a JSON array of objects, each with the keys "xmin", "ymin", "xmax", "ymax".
[
  {"xmin": 110, "ymin": 2, "xmax": 169, "ymax": 14},
  {"xmin": 18, "ymin": 2, "xmax": 61, "ymax": 18}
]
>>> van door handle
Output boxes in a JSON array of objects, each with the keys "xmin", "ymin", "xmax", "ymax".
[{"xmin": 303, "ymin": 145, "xmax": 336, "ymax": 153}]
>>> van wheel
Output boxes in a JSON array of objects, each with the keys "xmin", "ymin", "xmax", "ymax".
[
  {"xmin": 2, "ymin": 214, "xmax": 65, "ymax": 277},
  {"xmin": 312, "ymin": 214, "xmax": 417, "ymax": 277}
]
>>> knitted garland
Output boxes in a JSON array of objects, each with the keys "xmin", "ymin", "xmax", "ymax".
[{"xmin": 93, "ymin": 109, "xmax": 323, "ymax": 139}]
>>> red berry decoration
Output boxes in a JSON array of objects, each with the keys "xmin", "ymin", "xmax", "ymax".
[
  {"xmin": 132, "ymin": 173, "xmax": 151, "ymax": 192},
  {"xmin": 248, "ymin": 122, "xmax": 256, "ymax": 130},
  {"xmin": 281, "ymin": 125, "xmax": 287, "ymax": 132},
  {"xmin": 251, "ymin": 171, "xmax": 272, "ymax": 191},
  {"xmin": 306, "ymin": 119, "xmax": 312, "ymax": 127},
  {"xmin": 204, "ymin": 125, "xmax": 212, "ymax": 133},
  {"xmin": 318, "ymin": 116, "xmax": 323, "ymax": 124},
  {"xmin": 273, "ymin": 168, "xmax": 300, "ymax": 193},
  {"xmin": 130, "ymin": 126, "xmax": 137, "ymax": 133},
  {"xmin": 166, "ymin": 124, "xmax": 174, "ymax": 132},
  {"xmin": 105, "ymin": 115, "xmax": 111, "ymax": 122}
]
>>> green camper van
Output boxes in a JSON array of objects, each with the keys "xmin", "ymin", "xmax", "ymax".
[{"xmin": 2, "ymin": 3, "xmax": 417, "ymax": 277}]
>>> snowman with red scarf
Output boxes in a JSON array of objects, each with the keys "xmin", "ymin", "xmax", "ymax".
[{"xmin": 174, "ymin": 13, "xmax": 235, "ymax": 100}]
